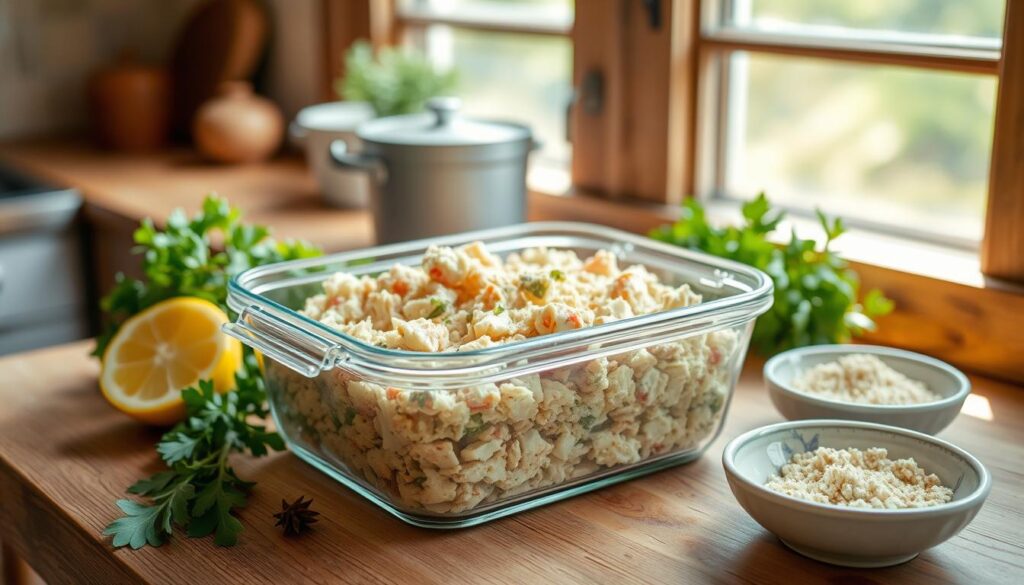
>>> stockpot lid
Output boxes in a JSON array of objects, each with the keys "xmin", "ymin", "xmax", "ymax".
[{"xmin": 356, "ymin": 97, "xmax": 532, "ymax": 148}]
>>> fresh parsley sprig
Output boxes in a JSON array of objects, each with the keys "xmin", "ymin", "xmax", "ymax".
[
  {"xmin": 98, "ymin": 195, "xmax": 321, "ymax": 549},
  {"xmin": 94, "ymin": 195, "xmax": 320, "ymax": 358},
  {"xmin": 104, "ymin": 357, "xmax": 285, "ymax": 548},
  {"xmin": 650, "ymin": 193, "xmax": 894, "ymax": 353}
]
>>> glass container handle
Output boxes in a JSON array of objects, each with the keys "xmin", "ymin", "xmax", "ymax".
[{"xmin": 223, "ymin": 305, "xmax": 344, "ymax": 378}]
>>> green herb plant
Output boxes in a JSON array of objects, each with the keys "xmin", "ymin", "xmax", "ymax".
[
  {"xmin": 99, "ymin": 195, "xmax": 322, "ymax": 549},
  {"xmin": 338, "ymin": 40, "xmax": 458, "ymax": 117},
  {"xmin": 650, "ymin": 193, "xmax": 893, "ymax": 354}
]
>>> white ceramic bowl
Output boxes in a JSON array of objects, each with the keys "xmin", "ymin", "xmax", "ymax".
[
  {"xmin": 722, "ymin": 420, "xmax": 991, "ymax": 568},
  {"xmin": 291, "ymin": 101, "xmax": 376, "ymax": 208},
  {"xmin": 764, "ymin": 344, "xmax": 970, "ymax": 435}
]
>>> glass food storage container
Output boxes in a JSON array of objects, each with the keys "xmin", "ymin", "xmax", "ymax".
[{"xmin": 225, "ymin": 222, "xmax": 772, "ymax": 528}]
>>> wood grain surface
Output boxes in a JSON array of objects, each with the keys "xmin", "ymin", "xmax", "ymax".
[
  {"xmin": 0, "ymin": 342, "xmax": 1021, "ymax": 585},
  {"xmin": 982, "ymin": 0, "xmax": 1024, "ymax": 282}
]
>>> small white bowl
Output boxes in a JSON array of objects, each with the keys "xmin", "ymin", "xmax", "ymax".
[
  {"xmin": 765, "ymin": 344, "xmax": 970, "ymax": 435},
  {"xmin": 722, "ymin": 420, "xmax": 991, "ymax": 568}
]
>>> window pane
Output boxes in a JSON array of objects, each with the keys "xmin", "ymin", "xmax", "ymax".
[
  {"xmin": 734, "ymin": 0, "xmax": 1005, "ymax": 41},
  {"xmin": 723, "ymin": 52, "xmax": 996, "ymax": 242},
  {"xmin": 402, "ymin": 0, "xmax": 573, "ymax": 16},
  {"xmin": 412, "ymin": 25, "xmax": 573, "ymax": 186},
  {"xmin": 400, "ymin": 0, "xmax": 573, "ymax": 31}
]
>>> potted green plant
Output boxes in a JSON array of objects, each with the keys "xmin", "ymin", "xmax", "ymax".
[
  {"xmin": 338, "ymin": 41, "xmax": 458, "ymax": 117},
  {"xmin": 650, "ymin": 193, "xmax": 894, "ymax": 355}
]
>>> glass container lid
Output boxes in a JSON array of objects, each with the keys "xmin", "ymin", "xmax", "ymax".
[{"xmin": 225, "ymin": 223, "xmax": 774, "ymax": 384}]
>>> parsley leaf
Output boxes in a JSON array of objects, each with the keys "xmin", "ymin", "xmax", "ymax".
[
  {"xmin": 157, "ymin": 432, "xmax": 200, "ymax": 465},
  {"xmin": 93, "ymin": 194, "xmax": 320, "ymax": 358},
  {"xmin": 549, "ymin": 269, "xmax": 565, "ymax": 281},
  {"xmin": 103, "ymin": 500, "xmax": 168, "ymax": 549},
  {"xmin": 493, "ymin": 305, "xmax": 505, "ymax": 315},
  {"xmin": 427, "ymin": 297, "xmax": 447, "ymax": 319},
  {"xmin": 462, "ymin": 413, "xmax": 490, "ymax": 439},
  {"xmin": 519, "ymin": 274, "xmax": 550, "ymax": 300}
]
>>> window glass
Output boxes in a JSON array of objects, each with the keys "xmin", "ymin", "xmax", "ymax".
[
  {"xmin": 723, "ymin": 52, "xmax": 997, "ymax": 243},
  {"xmin": 409, "ymin": 23, "xmax": 573, "ymax": 190},
  {"xmin": 733, "ymin": 0, "xmax": 1005, "ymax": 41}
]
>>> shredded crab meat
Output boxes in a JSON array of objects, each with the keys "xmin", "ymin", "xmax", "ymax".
[
  {"xmin": 302, "ymin": 242, "xmax": 704, "ymax": 351},
  {"xmin": 268, "ymin": 243, "xmax": 742, "ymax": 514}
]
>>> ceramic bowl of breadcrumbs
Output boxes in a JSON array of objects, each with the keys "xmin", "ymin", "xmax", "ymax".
[
  {"xmin": 722, "ymin": 419, "xmax": 991, "ymax": 568},
  {"xmin": 764, "ymin": 344, "xmax": 971, "ymax": 435}
]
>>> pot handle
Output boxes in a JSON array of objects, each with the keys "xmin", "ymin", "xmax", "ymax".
[
  {"xmin": 329, "ymin": 139, "xmax": 383, "ymax": 173},
  {"xmin": 289, "ymin": 121, "xmax": 307, "ymax": 145}
]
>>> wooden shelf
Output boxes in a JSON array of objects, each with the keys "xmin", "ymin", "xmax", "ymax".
[{"xmin": 0, "ymin": 138, "xmax": 374, "ymax": 252}]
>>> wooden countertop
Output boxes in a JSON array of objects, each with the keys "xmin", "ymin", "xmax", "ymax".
[
  {"xmin": 0, "ymin": 138, "xmax": 374, "ymax": 252},
  {"xmin": 0, "ymin": 342, "xmax": 1021, "ymax": 584}
]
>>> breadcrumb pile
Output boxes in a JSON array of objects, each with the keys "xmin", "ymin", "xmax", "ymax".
[
  {"xmin": 792, "ymin": 354, "xmax": 940, "ymax": 405},
  {"xmin": 765, "ymin": 446, "xmax": 953, "ymax": 509}
]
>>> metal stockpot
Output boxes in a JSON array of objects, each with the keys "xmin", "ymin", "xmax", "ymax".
[{"xmin": 329, "ymin": 97, "xmax": 534, "ymax": 243}]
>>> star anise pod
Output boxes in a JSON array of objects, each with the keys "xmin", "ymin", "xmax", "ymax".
[{"xmin": 273, "ymin": 496, "xmax": 320, "ymax": 536}]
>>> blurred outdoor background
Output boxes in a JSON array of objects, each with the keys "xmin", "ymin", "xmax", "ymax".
[{"xmin": 401, "ymin": 0, "xmax": 1003, "ymax": 243}]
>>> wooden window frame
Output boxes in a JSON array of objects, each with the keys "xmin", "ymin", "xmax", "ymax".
[
  {"xmin": 692, "ymin": 0, "xmax": 1019, "ymax": 280},
  {"xmin": 982, "ymin": 0, "xmax": 1024, "ymax": 281},
  {"xmin": 322, "ymin": 0, "xmax": 398, "ymax": 101},
  {"xmin": 574, "ymin": 0, "xmax": 1024, "ymax": 277}
]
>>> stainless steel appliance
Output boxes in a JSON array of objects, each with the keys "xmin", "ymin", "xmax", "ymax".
[
  {"xmin": 329, "ymin": 97, "xmax": 534, "ymax": 243},
  {"xmin": 0, "ymin": 164, "xmax": 87, "ymax": 354}
]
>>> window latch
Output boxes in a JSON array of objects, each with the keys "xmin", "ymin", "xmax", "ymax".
[
  {"xmin": 580, "ymin": 69, "xmax": 604, "ymax": 116},
  {"xmin": 642, "ymin": 0, "xmax": 662, "ymax": 30}
]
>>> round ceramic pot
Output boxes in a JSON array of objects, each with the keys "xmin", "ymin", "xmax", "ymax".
[{"xmin": 193, "ymin": 81, "xmax": 283, "ymax": 164}]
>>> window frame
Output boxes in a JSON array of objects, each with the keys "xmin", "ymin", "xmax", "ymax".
[
  {"xmin": 394, "ymin": 1, "xmax": 572, "ymax": 36},
  {"xmin": 322, "ymin": 0, "xmax": 1024, "ymax": 281},
  {"xmin": 695, "ymin": 0, "xmax": 1006, "ymax": 250}
]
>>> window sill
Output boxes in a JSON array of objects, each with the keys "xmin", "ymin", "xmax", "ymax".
[
  {"xmin": 528, "ymin": 187, "xmax": 1024, "ymax": 384},
  {"xmin": 529, "ymin": 187, "xmax": 1021, "ymax": 293}
]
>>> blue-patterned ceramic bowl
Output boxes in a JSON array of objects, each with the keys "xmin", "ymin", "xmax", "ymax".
[{"xmin": 722, "ymin": 420, "xmax": 991, "ymax": 568}]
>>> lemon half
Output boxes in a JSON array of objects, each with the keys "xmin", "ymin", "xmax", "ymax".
[{"xmin": 100, "ymin": 297, "xmax": 241, "ymax": 425}]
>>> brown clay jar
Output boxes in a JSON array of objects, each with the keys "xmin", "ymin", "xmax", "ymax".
[
  {"xmin": 192, "ymin": 81, "xmax": 284, "ymax": 163},
  {"xmin": 88, "ymin": 56, "xmax": 171, "ymax": 151}
]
